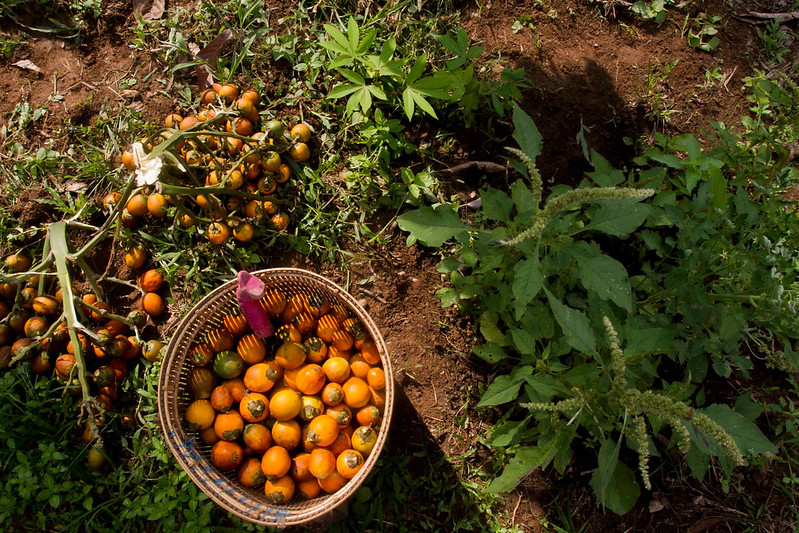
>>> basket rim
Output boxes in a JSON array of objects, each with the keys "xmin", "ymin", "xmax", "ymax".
[{"xmin": 157, "ymin": 268, "xmax": 394, "ymax": 526}]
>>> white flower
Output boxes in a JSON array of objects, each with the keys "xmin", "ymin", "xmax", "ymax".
[{"xmin": 132, "ymin": 142, "xmax": 162, "ymax": 187}]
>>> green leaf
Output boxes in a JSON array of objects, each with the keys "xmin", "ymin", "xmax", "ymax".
[
  {"xmin": 584, "ymin": 200, "xmax": 651, "ymax": 237},
  {"xmin": 436, "ymin": 287, "xmax": 459, "ymax": 307},
  {"xmin": 480, "ymin": 311, "xmax": 508, "ymax": 346},
  {"xmin": 477, "ymin": 367, "xmax": 532, "ymax": 407},
  {"xmin": 481, "ymin": 187, "xmax": 514, "ymax": 222},
  {"xmin": 545, "ymin": 288, "xmax": 597, "ymax": 356},
  {"xmin": 487, "ymin": 433, "xmax": 560, "ymax": 493},
  {"xmin": 339, "ymin": 68, "xmax": 365, "ymax": 85},
  {"xmin": 708, "ymin": 164, "xmax": 728, "ymax": 210},
  {"xmin": 586, "ymin": 150, "xmax": 624, "ymax": 186},
  {"xmin": 701, "ymin": 404, "xmax": 776, "ymax": 456},
  {"xmin": 324, "ymin": 23, "xmax": 350, "ymax": 49},
  {"xmin": 396, "ymin": 205, "xmax": 465, "ymax": 247},
  {"xmin": 590, "ymin": 439, "xmax": 641, "ymax": 515},
  {"xmin": 512, "ymin": 256, "xmax": 544, "ymax": 320},
  {"xmin": 510, "ymin": 328, "xmax": 537, "ymax": 355},
  {"xmin": 565, "ymin": 242, "xmax": 632, "ymax": 311},
  {"xmin": 623, "ymin": 327, "xmax": 674, "ymax": 356},
  {"xmin": 347, "ymin": 16, "xmax": 359, "ymax": 53},
  {"xmin": 488, "ymin": 417, "xmax": 530, "ymax": 447},
  {"xmin": 511, "ymin": 179, "xmax": 536, "ymax": 220},
  {"xmin": 327, "ymin": 83, "xmax": 360, "ymax": 99},
  {"xmin": 402, "ymin": 87, "xmax": 415, "ymax": 120},
  {"xmin": 473, "ymin": 343, "xmax": 508, "ymax": 363},
  {"xmin": 511, "ymin": 103, "xmax": 542, "ymax": 160},
  {"xmin": 406, "ymin": 53, "xmax": 428, "ymax": 85}
]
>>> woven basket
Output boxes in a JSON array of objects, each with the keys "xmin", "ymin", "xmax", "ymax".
[{"xmin": 158, "ymin": 268, "xmax": 393, "ymax": 526}]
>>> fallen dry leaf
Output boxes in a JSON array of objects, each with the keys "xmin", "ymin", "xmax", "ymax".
[
  {"xmin": 12, "ymin": 60, "xmax": 42, "ymax": 73},
  {"xmin": 133, "ymin": 0, "xmax": 166, "ymax": 21}
]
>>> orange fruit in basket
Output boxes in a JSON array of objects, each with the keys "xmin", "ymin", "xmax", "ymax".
[
  {"xmin": 308, "ymin": 448, "xmax": 336, "ymax": 480},
  {"xmin": 326, "ymin": 404, "xmax": 352, "ymax": 428},
  {"xmin": 221, "ymin": 378, "xmax": 247, "ymax": 403},
  {"xmin": 316, "ymin": 314, "xmax": 340, "ymax": 343},
  {"xmin": 260, "ymin": 289, "xmax": 287, "ymax": 317},
  {"xmin": 242, "ymin": 423, "xmax": 273, "ymax": 454},
  {"xmin": 318, "ymin": 470, "xmax": 347, "ymax": 493},
  {"xmin": 208, "ymin": 328, "xmax": 236, "ymax": 353},
  {"xmin": 223, "ymin": 313, "xmax": 249, "ymax": 337},
  {"xmin": 348, "ymin": 354, "xmax": 371, "ymax": 380},
  {"xmin": 328, "ymin": 431, "xmax": 351, "ymax": 458},
  {"xmin": 304, "ymin": 337, "xmax": 328, "ymax": 364},
  {"xmin": 331, "ymin": 329, "xmax": 354, "ymax": 351},
  {"xmin": 367, "ymin": 367, "xmax": 386, "ymax": 391},
  {"xmin": 275, "ymin": 324, "xmax": 302, "ymax": 343},
  {"xmin": 185, "ymin": 399, "xmax": 216, "ymax": 431},
  {"xmin": 199, "ymin": 426, "xmax": 219, "ymax": 445},
  {"xmin": 296, "ymin": 478, "xmax": 321, "ymax": 500},
  {"xmin": 322, "ymin": 357, "xmax": 350, "ymax": 384},
  {"xmin": 336, "ymin": 449, "xmax": 365, "ymax": 479},
  {"xmin": 330, "ymin": 304, "xmax": 350, "ymax": 322},
  {"xmin": 295, "ymin": 364, "xmax": 325, "ymax": 395},
  {"xmin": 370, "ymin": 387, "xmax": 386, "ymax": 410},
  {"xmin": 264, "ymin": 475, "xmax": 295, "ymax": 504},
  {"xmin": 188, "ymin": 367, "xmax": 217, "ymax": 399},
  {"xmin": 261, "ymin": 445, "xmax": 291, "ymax": 480},
  {"xmin": 210, "ymin": 440, "xmax": 243, "ymax": 471},
  {"xmin": 237, "ymin": 457, "xmax": 266, "ymax": 488},
  {"xmin": 237, "ymin": 334, "xmax": 267, "ymax": 365},
  {"xmin": 299, "ymin": 395, "xmax": 324, "ymax": 422},
  {"xmin": 209, "ymin": 385, "xmax": 233, "ymax": 413},
  {"xmin": 328, "ymin": 345, "xmax": 352, "ymax": 360},
  {"xmin": 239, "ymin": 392, "xmax": 270, "ymax": 423},
  {"xmin": 293, "ymin": 312, "xmax": 316, "ymax": 336},
  {"xmin": 306, "ymin": 414, "xmax": 339, "ymax": 447},
  {"xmin": 342, "ymin": 377, "xmax": 370, "ymax": 409},
  {"xmin": 271, "ymin": 419, "xmax": 302, "ymax": 449},
  {"xmin": 360, "ymin": 339, "xmax": 380, "ymax": 365},
  {"xmin": 269, "ymin": 389, "xmax": 302, "ymax": 421},
  {"xmin": 351, "ymin": 426, "xmax": 378, "ymax": 457},
  {"xmin": 214, "ymin": 410, "xmax": 245, "ymax": 441},
  {"xmin": 281, "ymin": 295, "xmax": 307, "ymax": 324},
  {"xmin": 356, "ymin": 405, "xmax": 382, "ymax": 427},
  {"xmin": 275, "ymin": 341, "xmax": 306, "ymax": 370},
  {"xmin": 321, "ymin": 382, "xmax": 344, "ymax": 406},
  {"xmin": 242, "ymin": 361, "xmax": 279, "ymax": 393},
  {"xmin": 290, "ymin": 452, "xmax": 313, "ymax": 482}
]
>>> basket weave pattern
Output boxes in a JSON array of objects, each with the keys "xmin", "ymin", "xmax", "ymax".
[{"xmin": 158, "ymin": 268, "xmax": 393, "ymax": 526}]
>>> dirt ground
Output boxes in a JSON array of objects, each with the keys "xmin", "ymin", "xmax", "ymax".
[{"xmin": 1, "ymin": 0, "xmax": 796, "ymax": 530}]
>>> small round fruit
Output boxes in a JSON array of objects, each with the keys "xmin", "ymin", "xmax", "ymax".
[
  {"xmin": 264, "ymin": 120, "xmax": 285, "ymax": 139},
  {"xmin": 213, "ymin": 351, "xmax": 245, "ymax": 380},
  {"xmin": 336, "ymin": 449, "xmax": 364, "ymax": 479},
  {"xmin": 147, "ymin": 193, "xmax": 168, "ymax": 218},
  {"xmin": 207, "ymin": 221, "xmax": 230, "ymax": 245},
  {"xmin": 141, "ymin": 292, "xmax": 166, "ymax": 317},
  {"xmin": 121, "ymin": 150, "xmax": 136, "ymax": 170},
  {"xmin": 138, "ymin": 269, "xmax": 164, "ymax": 292},
  {"xmin": 210, "ymin": 385, "xmax": 234, "ymax": 412},
  {"xmin": 142, "ymin": 340, "xmax": 164, "ymax": 362},
  {"xmin": 264, "ymin": 475, "xmax": 295, "ymax": 504},
  {"xmin": 237, "ymin": 456, "xmax": 266, "ymax": 488},
  {"xmin": 342, "ymin": 377, "xmax": 371, "ymax": 409},
  {"xmin": 239, "ymin": 392, "xmax": 270, "ymax": 423},
  {"xmin": 306, "ymin": 414, "xmax": 339, "ymax": 447},
  {"xmin": 261, "ymin": 445, "xmax": 291, "ymax": 480},
  {"xmin": 242, "ymin": 423, "xmax": 273, "ymax": 454},
  {"xmin": 291, "ymin": 123, "xmax": 312, "ymax": 143},
  {"xmin": 308, "ymin": 448, "xmax": 336, "ymax": 480},
  {"xmin": 288, "ymin": 142, "xmax": 310, "ymax": 162},
  {"xmin": 214, "ymin": 410, "xmax": 245, "ymax": 441},
  {"xmin": 275, "ymin": 341, "xmax": 307, "ymax": 370},
  {"xmin": 295, "ymin": 364, "xmax": 326, "ymax": 395},
  {"xmin": 351, "ymin": 425, "xmax": 378, "ymax": 457},
  {"xmin": 185, "ymin": 399, "xmax": 216, "ymax": 431},
  {"xmin": 210, "ymin": 440, "xmax": 244, "ymax": 471},
  {"xmin": 269, "ymin": 389, "xmax": 302, "ymax": 421},
  {"xmin": 124, "ymin": 246, "xmax": 147, "ymax": 269},
  {"xmin": 271, "ymin": 419, "xmax": 302, "ymax": 450},
  {"xmin": 126, "ymin": 194, "xmax": 149, "ymax": 217}
]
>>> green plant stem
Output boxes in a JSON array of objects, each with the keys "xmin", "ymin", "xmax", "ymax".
[{"xmin": 48, "ymin": 221, "xmax": 96, "ymax": 418}]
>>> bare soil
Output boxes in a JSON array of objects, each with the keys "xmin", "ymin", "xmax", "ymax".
[{"xmin": 1, "ymin": 0, "xmax": 796, "ymax": 530}]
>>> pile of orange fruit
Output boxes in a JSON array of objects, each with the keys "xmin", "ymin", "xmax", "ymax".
[
  {"xmin": 183, "ymin": 288, "xmax": 386, "ymax": 504},
  {"xmin": 115, "ymin": 82, "xmax": 314, "ymax": 245},
  {"xmin": 0, "ymin": 252, "xmax": 163, "ymax": 416}
]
